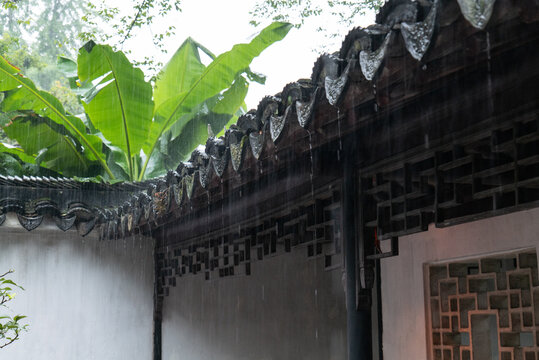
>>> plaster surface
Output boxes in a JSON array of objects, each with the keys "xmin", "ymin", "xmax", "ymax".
[
  {"xmin": 381, "ymin": 207, "xmax": 539, "ymax": 360},
  {"xmin": 0, "ymin": 215, "xmax": 154, "ymax": 359},
  {"xmin": 162, "ymin": 251, "xmax": 347, "ymax": 360}
]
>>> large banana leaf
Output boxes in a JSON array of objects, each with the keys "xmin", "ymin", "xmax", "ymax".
[
  {"xmin": 3, "ymin": 114, "xmax": 99, "ymax": 177},
  {"xmin": 77, "ymin": 42, "xmax": 154, "ymax": 179},
  {"xmin": 0, "ymin": 151, "xmax": 25, "ymax": 176},
  {"xmin": 161, "ymin": 74, "xmax": 249, "ymax": 168},
  {"xmin": 140, "ymin": 22, "xmax": 292, "ymax": 180},
  {"xmin": 145, "ymin": 74, "xmax": 249, "ymax": 179},
  {"xmin": 57, "ymin": 56, "xmax": 93, "ymax": 96},
  {"xmin": 153, "ymin": 37, "xmax": 215, "ymax": 111},
  {"xmin": 0, "ymin": 142, "xmax": 36, "ymax": 164},
  {"xmin": 0, "ymin": 55, "xmax": 112, "ymax": 178}
]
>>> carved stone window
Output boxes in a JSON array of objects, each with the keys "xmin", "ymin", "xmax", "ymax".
[{"xmin": 427, "ymin": 250, "xmax": 539, "ymax": 360}]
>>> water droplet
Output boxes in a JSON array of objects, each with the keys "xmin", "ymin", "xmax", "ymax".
[
  {"xmin": 308, "ymin": 130, "xmax": 314, "ymax": 199},
  {"xmin": 337, "ymin": 108, "xmax": 342, "ymax": 152},
  {"xmin": 486, "ymin": 31, "xmax": 491, "ymax": 69}
]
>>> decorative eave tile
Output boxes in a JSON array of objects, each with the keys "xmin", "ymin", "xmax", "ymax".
[
  {"xmin": 359, "ymin": 31, "xmax": 392, "ymax": 81},
  {"xmin": 173, "ymin": 182, "xmax": 184, "ymax": 207},
  {"xmin": 296, "ymin": 87, "xmax": 320, "ymax": 128},
  {"xmin": 198, "ymin": 163, "xmax": 211, "ymax": 189},
  {"xmin": 230, "ymin": 136, "xmax": 246, "ymax": 172},
  {"xmin": 184, "ymin": 173, "xmax": 195, "ymax": 200},
  {"xmin": 55, "ymin": 215, "xmax": 77, "ymax": 231},
  {"xmin": 211, "ymin": 151, "xmax": 229, "ymax": 178},
  {"xmin": 457, "ymin": 0, "xmax": 496, "ymax": 29},
  {"xmin": 249, "ymin": 129, "xmax": 266, "ymax": 160},
  {"xmin": 77, "ymin": 217, "xmax": 96, "ymax": 237},
  {"xmin": 17, "ymin": 214, "xmax": 44, "ymax": 231},
  {"xmin": 401, "ymin": 0, "xmax": 439, "ymax": 61},
  {"xmin": 325, "ymin": 61, "xmax": 353, "ymax": 106},
  {"xmin": 270, "ymin": 106, "xmax": 289, "ymax": 143}
]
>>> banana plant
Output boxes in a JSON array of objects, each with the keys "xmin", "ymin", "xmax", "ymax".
[{"xmin": 0, "ymin": 22, "xmax": 292, "ymax": 181}]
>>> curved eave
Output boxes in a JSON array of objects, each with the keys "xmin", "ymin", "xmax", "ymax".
[{"xmin": 0, "ymin": 0, "xmax": 537, "ymax": 237}]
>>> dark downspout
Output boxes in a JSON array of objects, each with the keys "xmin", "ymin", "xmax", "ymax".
[
  {"xmin": 343, "ymin": 136, "xmax": 372, "ymax": 360},
  {"xmin": 375, "ymin": 258, "xmax": 384, "ymax": 360},
  {"xmin": 153, "ymin": 242, "xmax": 163, "ymax": 360}
]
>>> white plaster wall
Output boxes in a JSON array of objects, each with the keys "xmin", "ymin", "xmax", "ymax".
[
  {"xmin": 162, "ymin": 252, "xmax": 347, "ymax": 360},
  {"xmin": 381, "ymin": 207, "xmax": 539, "ymax": 360},
  {"xmin": 0, "ymin": 215, "xmax": 154, "ymax": 360}
]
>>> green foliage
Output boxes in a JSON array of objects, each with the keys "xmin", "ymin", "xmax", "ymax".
[
  {"xmin": 0, "ymin": 22, "xmax": 292, "ymax": 181},
  {"xmin": 0, "ymin": 0, "xmax": 95, "ymax": 62},
  {"xmin": 249, "ymin": 0, "xmax": 384, "ymax": 50},
  {"xmin": 0, "ymin": 56, "xmax": 111, "ymax": 178},
  {"xmin": 80, "ymin": 0, "xmax": 183, "ymax": 72},
  {"xmin": 48, "ymin": 80, "xmax": 84, "ymax": 115},
  {"xmin": 0, "ymin": 270, "xmax": 28, "ymax": 349},
  {"xmin": 0, "ymin": 33, "xmax": 46, "ymax": 72},
  {"xmin": 141, "ymin": 21, "xmax": 292, "ymax": 180},
  {"xmin": 78, "ymin": 42, "xmax": 154, "ymax": 180},
  {"xmin": 0, "ymin": 32, "xmax": 85, "ymax": 150}
]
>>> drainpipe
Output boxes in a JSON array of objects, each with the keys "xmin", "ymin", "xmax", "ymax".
[
  {"xmin": 343, "ymin": 136, "xmax": 372, "ymax": 360},
  {"xmin": 153, "ymin": 241, "xmax": 163, "ymax": 360}
]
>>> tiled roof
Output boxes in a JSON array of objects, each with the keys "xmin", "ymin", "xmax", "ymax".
[{"xmin": 0, "ymin": 0, "xmax": 535, "ymax": 236}]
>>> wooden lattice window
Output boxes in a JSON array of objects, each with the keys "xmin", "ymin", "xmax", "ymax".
[{"xmin": 427, "ymin": 250, "xmax": 539, "ymax": 360}]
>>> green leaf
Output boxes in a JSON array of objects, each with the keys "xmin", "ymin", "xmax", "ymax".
[
  {"xmin": 77, "ymin": 42, "xmax": 154, "ymax": 180},
  {"xmin": 212, "ymin": 74, "xmax": 249, "ymax": 115},
  {"xmin": 0, "ymin": 143, "xmax": 35, "ymax": 164},
  {"xmin": 141, "ymin": 145, "xmax": 169, "ymax": 179},
  {"xmin": 167, "ymin": 74, "xmax": 248, "ymax": 139},
  {"xmin": 0, "ymin": 55, "xmax": 113, "ymax": 178},
  {"xmin": 105, "ymin": 144, "xmax": 130, "ymax": 180},
  {"xmin": 0, "ymin": 151, "xmax": 25, "ymax": 176},
  {"xmin": 153, "ymin": 37, "xmax": 210, "ymax": 111},
  {"xmin": 149, "ymin": 75, "xmax": 249, "ymax": 177},
  {"xmin": 4, "ymin": 115, "xmax": 98, "ymax": 177},
  {"xmin": 245, "ymin": 69, "xmax": 266, "ymax": 85},
  {"xmin": 140, "ymin": 21, "xmax": 292, "ymax": 180},
  {"xmin": 57, "ymin": 56, "xmax": 77, "ymax": 78},
  {"xmin": 57, "ymin": 56, "xmax": 92, "ymax": 96}
]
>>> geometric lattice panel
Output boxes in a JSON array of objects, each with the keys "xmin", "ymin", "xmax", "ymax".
[
  {"xmin": 156, "ymin": 189, "xmax": 343, "ymax": 296},
  {"xmin": 427, "ymin": 250, "xmax": 539, "ymax": 360}
]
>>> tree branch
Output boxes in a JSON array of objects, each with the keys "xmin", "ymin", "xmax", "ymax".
[
  {"xmin": 119, "ymin": 0, "xmax": 151, "ymax": 45},
  {"xmin": 0, "ymin": 270, "xmax": 13, "ymax": 278},
  {"xmin": 0, "ymin": 331, "xmax": 19, "ymax": 349}
]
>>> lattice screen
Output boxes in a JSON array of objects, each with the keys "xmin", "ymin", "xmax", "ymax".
[{"xmin": 427, "ymin": 249, "xmax": 539, "ymax": 360}]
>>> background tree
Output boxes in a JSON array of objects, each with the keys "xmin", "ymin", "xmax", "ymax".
[
  {"xmin": 249, "ymin": 0, "xmax": 384, "ymax": 51},
  {"xmin": 0, "ymin": 0, "xmax": 93, "ymax": 61},
  {"xmin": 80, "ymin": 0, "xmax": 182, "ymax": 73},
  {"xmin": 1, "ymin": 0, "xmax": 182, "ymax": 74}
]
